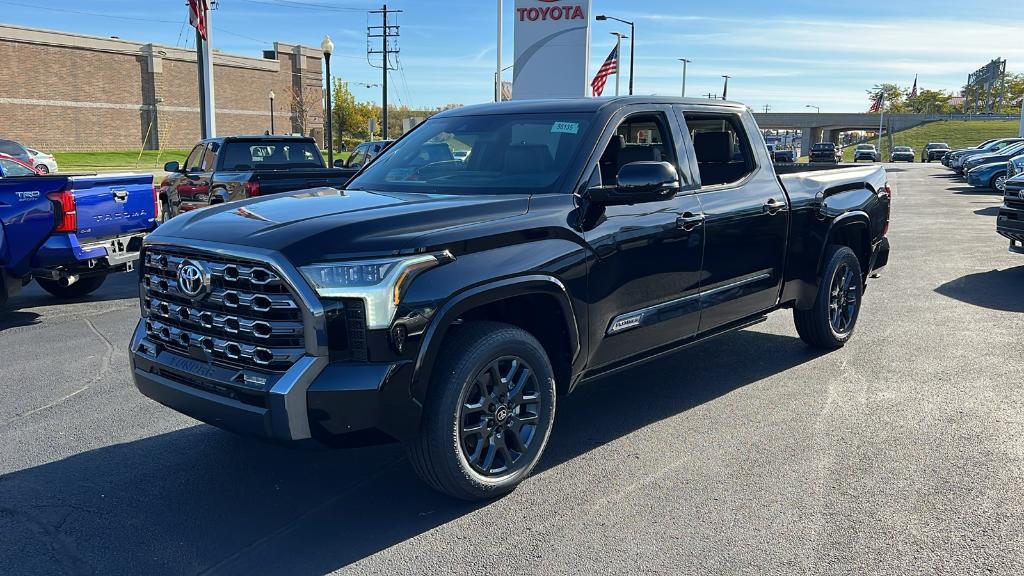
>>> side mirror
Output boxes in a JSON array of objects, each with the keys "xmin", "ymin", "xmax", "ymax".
[
  {"xmin": 333, "ymin": 159, "xmax": 346, "ymax": 168},
  {"xmin": 587, "ymin": 161, "xmax": 680, "ymax": 206},
  {"xmin": 164, "ymin": 161, "xmax": 180, "ymax": 173}
]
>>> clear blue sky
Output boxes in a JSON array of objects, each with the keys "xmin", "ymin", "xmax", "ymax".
[{"xmin": 2, "ymin": 0, "xmax": 1020, "ymax": 111}]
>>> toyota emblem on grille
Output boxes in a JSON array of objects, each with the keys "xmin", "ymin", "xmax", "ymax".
[{"xmin": 176, "ymin": 260, "xmax": 209, "ymax": 299}]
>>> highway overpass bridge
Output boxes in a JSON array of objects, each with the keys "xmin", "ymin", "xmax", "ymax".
[{"xmin": 751, "ymin": 113, "xmax": 1020, "ymax": 153}]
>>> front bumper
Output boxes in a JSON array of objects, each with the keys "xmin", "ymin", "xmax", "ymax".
[
  {"xmin": 891, "ymin": 155, "xmax": 914, "ymax": 162},
  {"xmin": 997, "ymin": 190, "xmax": 1024, "ymax": 254},
  {"xmin": 130, "ymin": 320, "xmax": 412, "ymax": 442},
  {"xmin": 967, "ymin": 167, "xmax": 998, "ymax": 188}
]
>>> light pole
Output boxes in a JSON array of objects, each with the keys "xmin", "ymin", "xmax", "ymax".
[
  {"xmin": 721, "ymin": 75, "xmax": 730, "ymax": 100},
  {"xmin": 611, "ymin": 32, "xmax": 627, "ymax": 96},
  {"xmin": 596, "ymin": 14, "xmax": 634, "ymax": 95},
  {"xmin": 321, "ymin": 35, "xmax": 334, "ymax": 166},
  {"xmin": 678, "ymin": 58, "xmax": 690, "ymax": 97},
  {"xmin": 268, "ymin": 90, "xmax": 275, "ymax": 134},
  {"xmin": 496, "ymin": 0, "xmax": 502, "ymax": 102},
  {"xmin": 493, "ymin": 64, "xmax": 513, "ymax": 101},
  {"xmin": 805, "ymin": 104, "xmax": 820, "ymax": 113}
]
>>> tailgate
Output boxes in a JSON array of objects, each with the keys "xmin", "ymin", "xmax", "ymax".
[
  {"xmin": 254, "ymin": 169, "xmax": 352, "ymax": 194},
  {"xmin": 70, "ymin": 173, "xmax": 156, "ymax": 241}
]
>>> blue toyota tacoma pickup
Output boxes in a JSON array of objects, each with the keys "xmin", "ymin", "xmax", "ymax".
[{"xmin": 0, "ymin": 158, "xmax": 157, "ymax": 306}]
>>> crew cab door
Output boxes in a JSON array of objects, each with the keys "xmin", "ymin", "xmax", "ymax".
[
  {"xmin": 583, "ymin": 106, "xmax": 705, "ymax": 369},
  {"xmin": 675, "ymin": 107, "xmax": 789, "ymax": 333}
]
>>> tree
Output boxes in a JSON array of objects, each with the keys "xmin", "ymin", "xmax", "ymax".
[
  {"xmin": 907, "ymin": 89, "xmax": 953, "ymax": 114},
  {"xmin": 288, "ymin": 85, "xmax": 322, "ymax": 136},
  {"xmin": 331, "ymin": 79, "xmax": 376, "ymax": 148}
]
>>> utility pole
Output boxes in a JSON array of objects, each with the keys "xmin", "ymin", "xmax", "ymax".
[
  {"xmin": 721, "ymin": 75, "xmax": 730, "ymax": 101},
  {"xmin": 368, "ymin": 4, "xmax": 402, "ymax": 139},
  {"xmin": 763, "ymin": 104, "xmax": 771, "ymax": 114},
  {"xmin": 678, "ymin": 58, "xmax": 690, "ymax": 97}
]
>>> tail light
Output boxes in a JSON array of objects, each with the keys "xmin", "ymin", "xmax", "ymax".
[
  {"xmin": 47, "ymin": 189, "xmax": 77, "ymax": 233},
  {"xmin": 244, "ymin": 177, "xmax": 261, "ymax": 197}
]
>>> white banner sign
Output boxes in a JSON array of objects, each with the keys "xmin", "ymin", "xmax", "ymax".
[{"xmin": 512, "ymin": 0, "xmax": 592, "ymax": 100}]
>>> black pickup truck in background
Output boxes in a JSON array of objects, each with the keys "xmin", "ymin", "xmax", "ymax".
[
  {"xmin": 132, "ymin": 97, "xmax": 890, "ymax": 500},
  {"xmin": 159, "ymin": 135, "xmax": 356, "ymax": 219},
  {"xmin": 809, "ymin": 142, "xmax": 842, "ymax": 163}
]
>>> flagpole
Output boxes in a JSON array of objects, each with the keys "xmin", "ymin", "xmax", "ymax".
[
  {"xmin": 197, "ymin": 2, "xmax": 216, "ymax": 138},
  {"xmin": 612, "ymin": 33, "xmax": 623, "ymax": 97},
  {"xmin": 876, "ymin": 94, "xmax": 885, "ymax": 154}
]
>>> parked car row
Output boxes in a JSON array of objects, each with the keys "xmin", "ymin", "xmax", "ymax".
[
  {"xmin": 0, "ymin": 139, "xmax": 58, "ymax": 172},
  {"xmin": 940, "ymin": 137, "xmax": 1024, "ymax": 194}
]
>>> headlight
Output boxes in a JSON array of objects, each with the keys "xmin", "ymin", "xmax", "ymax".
[{"xmin": 300, "ymin": 252, "xmax": 453, "ymax": 329}]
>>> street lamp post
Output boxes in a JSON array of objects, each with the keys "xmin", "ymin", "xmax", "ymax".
[
  {"xmin": 268, "ymin": 90, "xmax": 275, "ymax": 134},
  {"xmin": 721, "ymin": 75, "xmax": 730, "ymax": 100},
  {"xmin": 805, "ymin": 104, "xmax": 820, "ymax": 113},
  {"xmin": 321, "ymin": 35, "xmax": 335, "ymax": 166},
  {"xmin": 596, "ymin": 14, "xmax": 634, "ymax": 95},
  {"xmin": 611, "ymin": 32, "xmax": 628, "ymax": 96},
  {"xmin": 678, "ymin": 58, "xmax": 690, "ymax": 97}
]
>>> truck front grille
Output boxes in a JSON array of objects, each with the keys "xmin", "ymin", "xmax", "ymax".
[{"xmin": 142, "ymin": 247, "xmax": 306, "ymax": 373}]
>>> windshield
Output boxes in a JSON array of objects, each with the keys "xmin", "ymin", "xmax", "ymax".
[
  {"xmin": 894, "ymin": 147, "xmax": 911, "ymax": 152},
  {"xmin": 348, "ymin": 113, "xmax": 592, "ymax": 195},
  {"xmin": 992, "ymin": 141, "xmax": 1024, "ymax": 156},
  {"xmin": 812, "ymin": 143, "xmax": 833, "ymax": 150},
  {"xmin": 856, "ymin": 145, "xmax": 874, "ymax": 150},
  {"xmin": 927, "ymin": 143, "xmax": 949, "ymax": 149},
  {"xmin": 220, "ymin": 141, "xmax": 324, "ymax": 170}
]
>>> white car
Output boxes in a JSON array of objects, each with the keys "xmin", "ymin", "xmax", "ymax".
[
  {"xmin": 27, "ymin": 148, "xmax": 58, "ymax": 173},
  {"xmin": 453, "ymin": 149, "xmax": 470, "ymax": 161}
]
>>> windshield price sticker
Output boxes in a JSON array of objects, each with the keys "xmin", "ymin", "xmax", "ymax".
[{"xmin": 551, "ymin": 122, "xmax": 580, "ymax": 134}]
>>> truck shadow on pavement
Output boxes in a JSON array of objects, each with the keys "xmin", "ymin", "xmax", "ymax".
[
  {"xmin": 0, "ymin": 330, "xmax": 822, "ymax": 575},
  {"xmin": 0, "ymin": 310, "xmax": 42, "ymax": 332},
  {"xmin": 935, "ymin": 266, "xmax": 1024, "ymax": 313}
]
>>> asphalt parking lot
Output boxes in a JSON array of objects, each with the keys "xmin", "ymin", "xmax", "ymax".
[{"xmin": 2, "ymin": 162, "xmax": 1023, "ymax": 575}]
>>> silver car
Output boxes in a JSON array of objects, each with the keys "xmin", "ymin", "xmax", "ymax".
[{"xmin": 27, "ymin": 148, "xmax": 58, "ymax": 173}]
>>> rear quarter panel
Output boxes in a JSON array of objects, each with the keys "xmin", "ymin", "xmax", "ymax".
[
  {"xmin": 777, "ymin": 165, "xmax": 889, "ymax": 308},
  {"xmin": 0, "ymin": 178, "xmax": 57, "ymax": 276}
]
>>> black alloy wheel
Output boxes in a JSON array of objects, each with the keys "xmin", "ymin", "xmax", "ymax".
[
  {"xmin": 459, "ymin": 355, "xmax": 542, "ymax": 477},
  {"xmin": 827, "ymin": 261, "xmax": 859, "ymax": 335},
  {"xmin": 793, "ymin": 245, "xmax": 863, "ymax": 349},
  {"xmin": 407, "ymin": 321, "xmax": 556, "ymax": 500}
]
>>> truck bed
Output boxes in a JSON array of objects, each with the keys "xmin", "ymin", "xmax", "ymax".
[{"xmin": 776, "ymin": 163, "xmax": 888, "ymax": 195}]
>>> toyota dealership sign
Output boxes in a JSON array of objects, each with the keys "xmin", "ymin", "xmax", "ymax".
[{"xmin": 512, "ymin": 0, "xmax": 592, "ymax": 100}]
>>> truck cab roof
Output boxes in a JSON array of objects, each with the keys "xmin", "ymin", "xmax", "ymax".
[{"xmin": 435, "ymin": 96, "xmax": 748, "ymax": 119}]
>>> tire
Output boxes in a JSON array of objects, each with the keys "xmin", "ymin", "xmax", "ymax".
[
  {"xmin": 407, "ymin": 321, "xmax": 557, "ymax": 501},
  {"xmin": 36, "ymin": 164, "xmax": 49, "ymax": 174},
  {"xmin": 991, "ymin": 172, "xmax": 1007, "ymax": 192},
  {"xmin": 793, "ymin": 246, "xmax": 863, "ymax": 349},
  {"xmin": 36, "ymin": 275, "xmax": 107, "ymax": 299},
  {"xmin": 160, "ymin": 200, "xmax": 171, "ymax": 224}
]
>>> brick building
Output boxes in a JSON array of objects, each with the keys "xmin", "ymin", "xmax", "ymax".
[{"xmin": 0, "ymin": 23, "xmax": 324, "ymax": 151}]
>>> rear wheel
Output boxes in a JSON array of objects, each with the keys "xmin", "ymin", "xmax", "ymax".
[
  {"xmin": 407, "ymin": 321, "xmax": 556, "ymax": 501},
  {"xmin": 36, "ymin": 276, "xmax": 106, "ymax": 299},
  {"xmin": 36, "ymin": 164, "xmax": 49, "ymax": 174},
  {"xmin": 794, "ymin": 246, "xmax": 863, "ymax": 349}
]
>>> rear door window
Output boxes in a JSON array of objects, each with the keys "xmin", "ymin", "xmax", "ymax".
[
  {"xmin": 681, "ymin": 113, "xmax": 756, "ymax": 188},
  {"xmin": 0, "ymin": 158, "xmax": 35, "ymax": 176}
]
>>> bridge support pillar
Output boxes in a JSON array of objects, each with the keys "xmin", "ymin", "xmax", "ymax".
[{"xmin": 801, "ymin": 127, "xmax": 824, "ymax": 157}]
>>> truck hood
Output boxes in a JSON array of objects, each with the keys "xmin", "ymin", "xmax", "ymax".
[{"xmin": 149, "ymin": 187, "xmax": 531, "ymax": 264}]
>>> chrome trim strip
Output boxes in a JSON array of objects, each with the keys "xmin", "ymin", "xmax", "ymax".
[{"xmin": 605, "ymin": 271, "xmax": 773, "ymax": 336}]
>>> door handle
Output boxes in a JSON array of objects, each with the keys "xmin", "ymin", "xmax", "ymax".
[
  {"xmin": 676, "ymin": 212, "xmax": 705, "ymax": 231},
  {"xmin": 763, "ymin": 198, "xmax": 787, "ymax": 215}
]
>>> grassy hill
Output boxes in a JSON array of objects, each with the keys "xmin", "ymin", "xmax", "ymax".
[{"xmin": 841, "ymin": 119, "xmax": 1021, "ymax": 162}]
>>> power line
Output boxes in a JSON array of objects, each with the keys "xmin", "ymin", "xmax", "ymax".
[
  {"xmin": 235, "ymin": 0, "xmax": 370, "ymax": 12},
  {"xmin": 0, "ymin": 0, "xmax": 179, "ymax": 24}
]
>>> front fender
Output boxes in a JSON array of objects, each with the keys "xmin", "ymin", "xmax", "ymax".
[{"xmin": 409, "ymin": 274, "xmax": 581, "ymax": 407}]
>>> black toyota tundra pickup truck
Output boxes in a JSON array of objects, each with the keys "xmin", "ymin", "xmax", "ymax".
[
  {"xmin": 159, "ymin": 135, "xmax": 356, "ymax": 220},
  {"xmin": 130, "ymin": 97, "xmax": 891, "ymax": 500},
  {"xmin": 998, "ymin": 174, "xmax": 1024, "ymax": 254}
]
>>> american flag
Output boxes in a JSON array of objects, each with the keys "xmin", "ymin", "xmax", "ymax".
[
  {"xmin": 591, "ymin": 44, "xmax": 619, "ymax": 97},
  {"xmin": 909, "ymin": 75, "xmax": 918, "ymax": 98},
  {"xmin": 189, "ymin": 0, "xmax": 209, "ymax": 40},
  {"xmin": 868, "ymin": 92, "xmax": 885, "ymax": 113}
]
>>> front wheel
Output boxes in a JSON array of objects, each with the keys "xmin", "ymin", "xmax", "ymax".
[
  {"xmin": 992, "ymin": 172, "xmax": 1007, "ymax": 192},
  {"xmin": 36, "ymin": 275, "xmax": 106, "ymax": 299},
  {"xmin": 407, "ymin": 321, "xmax": 556, "ymax": 500},
  {"xmin": 36, "ymin": 164, "xmax": 50, "ymax": 174},
  {"xmin": 794, "ymin": 246, "xmax": 863, "ymax": 349}
]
